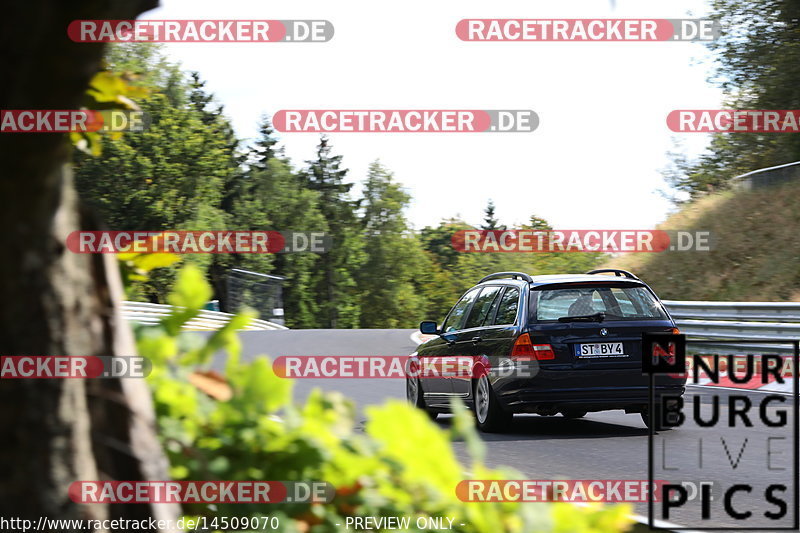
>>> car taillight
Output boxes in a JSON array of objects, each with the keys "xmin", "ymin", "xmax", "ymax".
[
  {"xmin": 671, "ymin": 327, "xmax": 680, "ymax": 335},
  {"xmin": 511, "ymin": 334, "xmax": 555, "ymax": 361},
  {"xmin": 532, "ymin": 344, "xmax": 556, "ymax": 360}
]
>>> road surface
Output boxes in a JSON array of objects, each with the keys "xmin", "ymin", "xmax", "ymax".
[{"xmin": 227, "ymin": 329, "xmax": 798, "ymax": 531}]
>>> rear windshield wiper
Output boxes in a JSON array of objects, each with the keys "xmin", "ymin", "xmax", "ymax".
[{"xmin": 558, "ymin": 312, "xmax": 606, "ymax": 323}]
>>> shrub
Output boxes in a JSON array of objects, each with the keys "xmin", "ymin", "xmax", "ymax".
[{"xmin": 137, "ymin": 265, "xmax": 633, "ymax": 533}]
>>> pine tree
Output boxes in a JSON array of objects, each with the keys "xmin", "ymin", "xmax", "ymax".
[
  {"xmin": 251, "ymin": 116, "xmax": 281, "ymax": 172},
  {"xmin": 237, "ymin": 121, "xmax": 327, "ymax": 327},
  {"xmin": 357, "ymin": 161, "xmax": 427, "ymax": 327},
  {"xmin": 74, "ymin": 52, "xmax": 243, "ymax": 304},
  {"xmin": 481, "ymin": 199, "xmax": 505, "ymax": 230},
  {"xmin": 300, "ymin": 137, "xmax": 364, "ymax": 328},
  {"xmin": 524, "ymin": 215, "xmax": 552, "ymax": 231}
]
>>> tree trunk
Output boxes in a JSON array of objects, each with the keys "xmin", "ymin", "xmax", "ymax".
[{"xmin": 0, "ymin": 1, "xmax": 179, "ymax": 530}]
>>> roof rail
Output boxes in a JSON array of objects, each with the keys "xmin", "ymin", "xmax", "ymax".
[
  {"xmin": 478, "ymin": 271, "xmax": 534, "ymax": 284},
  {"xmin": 585, "ymin": 269, "xmax": 640, "ymax": 280}
]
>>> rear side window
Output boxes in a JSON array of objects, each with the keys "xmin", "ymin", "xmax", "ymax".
[
  {"xmin": 463, "ymin": 286, "xmax": 502, "ymax": 329},
  {"xmin": 493, "ymin": 288, "xmax": 520, "ymax": 325},
  {"xmin": 442, "ymin": 288, "xmax": 480, "ymax": 332},
  {"xmin": 611, "ymin": 287, "xmax": 638, "ymax": 315},
  {"xmin": 533, "ymin": 285, "xmax": 667, "ymax": 321}
]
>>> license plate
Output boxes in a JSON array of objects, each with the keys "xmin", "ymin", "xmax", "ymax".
[{"xmin": 575, "ymin": 342, "xmax": 627, "ymax": 358}]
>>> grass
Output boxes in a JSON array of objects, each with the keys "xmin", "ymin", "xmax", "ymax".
[{"xmin": 605, "ymin": 180, "xmax": 800, "ymax": 301}]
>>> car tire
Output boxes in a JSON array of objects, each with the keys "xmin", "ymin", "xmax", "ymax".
[
  {"xmin": 406, "ymin": 376, "xmax": 438, "ymax": 421},
  {"xmin": 473, "ymin": 374, "xmax": 512, "ymax": 432},
  {"xmin": 640, "ymin": 404, "xmax": 671, "ymax": 431},
  {"xmin": 562, "ymin": 410, "xmax": 587, "ymax": 419}
]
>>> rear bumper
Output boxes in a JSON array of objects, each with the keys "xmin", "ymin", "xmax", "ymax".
[
  {"xmin": 502, "ymin": 387, "xmax": 685, "ymax": 413},
  {"xmin": 493, "ymin": 370, "xmax": 685, "ymax": 413}
]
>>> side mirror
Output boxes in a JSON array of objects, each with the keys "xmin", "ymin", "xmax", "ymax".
[{"xmin": 419, "ymin": 321, "xmax": 439, "ymax": 335}]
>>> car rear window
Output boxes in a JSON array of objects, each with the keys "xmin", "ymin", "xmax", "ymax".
[{"xmin": 532, "ymin": 284, "xmax": 667, "ymax": 322}]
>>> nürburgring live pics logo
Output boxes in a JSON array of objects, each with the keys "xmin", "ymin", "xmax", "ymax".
[{"xmin": 644, "ymin": 333, "xmax": 798, "ymax": 530}]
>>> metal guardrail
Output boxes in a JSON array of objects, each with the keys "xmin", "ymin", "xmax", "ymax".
[
  {"xmin": 121, "ymin": 298, "xmax": 799, "ymax": 345},
  {"xmin": 733, "ymin": 160, "xmax": 800, "ymax": 191},
  {"xmin": 663, "ymin": 300, "xmax": 800, "ymax": 354},
  {"xmin": 121, "ymin": 301, "xmax": 287, "ymax": 331}
]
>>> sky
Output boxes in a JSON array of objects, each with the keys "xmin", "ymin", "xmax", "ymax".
[{"xmin": 140, "ymin": 0, "xmax": 722, "ymax": 230}]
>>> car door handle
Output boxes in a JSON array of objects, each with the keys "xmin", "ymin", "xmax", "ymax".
[
  {"xmin": 447, "ymin": 339, "xmax": 456, "ymax": 346},
  {"xmin": 471, "ymin": 336, "xmax": 482, "ymax": 345}
]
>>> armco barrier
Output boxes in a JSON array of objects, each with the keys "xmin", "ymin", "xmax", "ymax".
[
  {"xmin": 663, "ymin": 300, "xmax": 800, "ymax": 354},
  {"xmin": 413, "ymin": 301, "xmax": 800, "ymax": 354},
  {"xmin": 733, "ymin": 159, "xmax": 800, "ymax": 191},
  {"xmin": 121, "ymin": 301, "xmax": 287, "ymax": 331}
]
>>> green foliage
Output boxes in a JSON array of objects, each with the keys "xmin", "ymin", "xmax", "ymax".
[
  {"xmin": 138, "ymin": 266, "xmax": 633, "ymax": 533},
  {"xmin": 81, "ymin": 43, "xmax": 608, "ymax": 328},
  {"xmin": 235, "ymin": 121, "xmax": 328, "ymax": 327},
  {"xmin": 665, "ymin": 0, "xmax": 800, "ymax": 199},
  {"xmin": 117, "ymin": 249, "xmax": 183, "ymax": 299},
  {"xmin": 70, "ymin": 70, "xmax": 149, "ymax": 156},
  {"xmin": 420, "ymin": 218, "xmax": 472, "ymax": 270},
  {"xmin": 606, "ymin": 179, "xmax": 800, "ymax": 301},
  {"xmin": 481, "ymin": 200, "xmax": 505, "ymax": 231},
  {"xmin": 300, "ymin": 137, "xmax": 366, "ymax": 328},
  {"xmin": 74, "ymin": 44, "xmax": 272, "ymax": 305},
  {"xmin": 417, "ymin": 217, "xmax": 602, "ymax": 323},
  {"xmin": 356, "ymin": 161, "xmax": 428, "ymax": 328}
]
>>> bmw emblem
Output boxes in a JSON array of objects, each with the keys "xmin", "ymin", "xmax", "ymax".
[{"xmin": 600, "ymin": 328, "xmax": 608, "ymax": 336}]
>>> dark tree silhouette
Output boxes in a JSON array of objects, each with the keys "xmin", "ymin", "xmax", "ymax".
[{"xmin": 0, "ymin": 2, "xmax": 179, "ymax": 529}]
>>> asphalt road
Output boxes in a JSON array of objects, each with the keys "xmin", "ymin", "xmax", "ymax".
[{"xmin": 232, "ymin": 329, "xmax": 798, "ymax": 531}]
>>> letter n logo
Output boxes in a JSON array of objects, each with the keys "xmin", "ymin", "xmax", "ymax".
[
  {"xmin": 642, "ymin": 333, "xmax": 685, "ymax": 374},
  {"xmin": 652, "ymin": 342, "xmax": 676, "ymax": 366}
]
